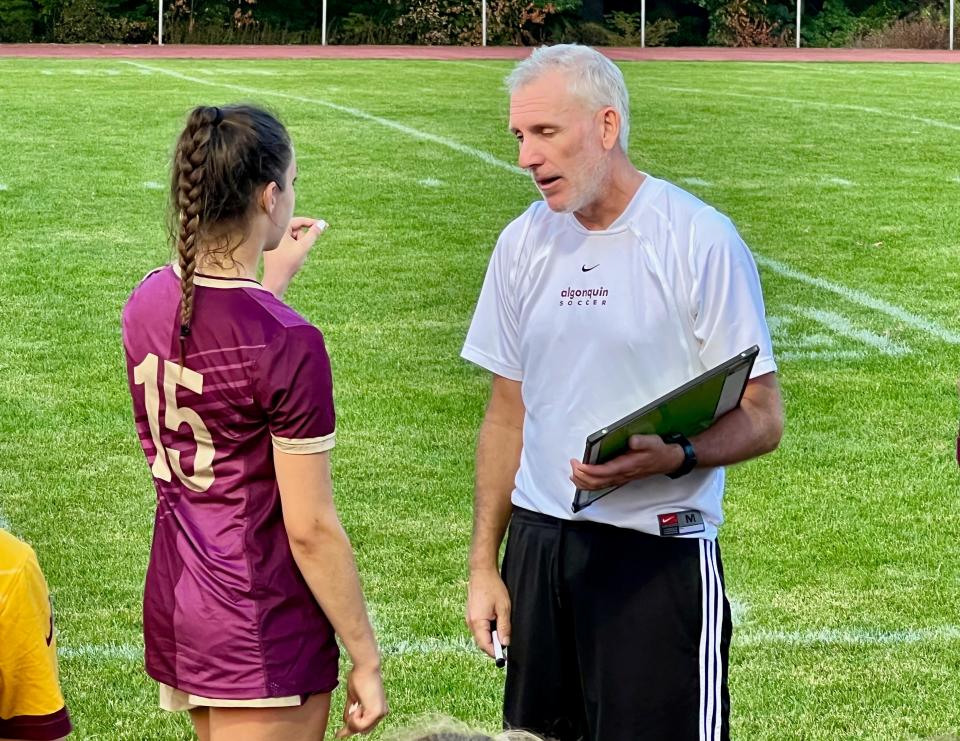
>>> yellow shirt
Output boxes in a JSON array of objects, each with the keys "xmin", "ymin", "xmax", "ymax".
[{"xmin": 0, "ymin": 529, "xmax": 72, "ymax": 739}]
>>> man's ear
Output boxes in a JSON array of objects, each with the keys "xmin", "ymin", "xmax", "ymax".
[{"xmin": 599, "ymin": 107, "xmax": 621, "ymax": 151}]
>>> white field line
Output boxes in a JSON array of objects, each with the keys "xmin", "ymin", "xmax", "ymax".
[
  {"xmin": 645, "ymin": 83, "xmax": 960, "ymax": 133},
  {"xmin": 765, "ymin": 315, "xmax": 793, "ymax": 334},
  {"xmin": 119, "ymin": 62, "xmax": 525, "ymax": 177},
  {"xmin": 794, "ymin": 306, "xmax": 910, "ymax": 356},
  {"xmin": 0, "ymin": 513, "xmax": 9, "ymax": 530},
  {"xmin": 748, "ymin": 62, "xmax": 960, "ymax": 85},
  {"xmin": 755, "ymin": 255, "xmax": 960, "ymax": 345},
  {"xmin": 790, "ymin": 333, "xmax": 836, "ymax": 348},
  {"xmin": 117, "ymin": 63, "xmax": 960, "ymax": 347},
  {"xmin": 60, "ymin": 625, "xmax": 960, "ymax": 662},
  {"xmin": 450, "ymin": 60, "xmax": 510, "ymax": 73},
  {"xmin": 777, "ymin": 349, "xmax": 865, "ymax": 363},
  {"xmin": 736, "ymin": 626, "xmax": 960, "ymax": 647}
]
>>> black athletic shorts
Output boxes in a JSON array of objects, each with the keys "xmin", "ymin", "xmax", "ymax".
[{"xmin": 501, "ymin": 507, "xmax": 731, "ymax": 741}]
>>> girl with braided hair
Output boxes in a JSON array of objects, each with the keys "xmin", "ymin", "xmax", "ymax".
[{"xmin": 122, "ymin": 104, "xmax": 387, "ymax": 740}]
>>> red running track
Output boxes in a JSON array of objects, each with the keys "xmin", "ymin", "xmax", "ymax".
[{"xmin": 2, "ymin": 44, "xmax": 960, "ymax": 63}]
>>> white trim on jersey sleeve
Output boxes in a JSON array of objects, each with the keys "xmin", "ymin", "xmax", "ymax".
[
  {"xmin": 687, "ymin": 208, "xmax": 778, "ymax": 378},
  {"xmin": 271, "ymin": 432, "xmax": 336, "ymax": 454}
]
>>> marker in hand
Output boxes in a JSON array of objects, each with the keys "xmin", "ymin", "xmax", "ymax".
[{"xmin": 491, "ymin": 620, "xmax": 507, "ymax": 668}]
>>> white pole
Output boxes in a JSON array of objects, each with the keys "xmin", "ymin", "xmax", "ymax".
[
  {"xmin": 640, "ymin": 0, "xmax": 645, "ymax": 48},
  {"xmin": 482, "ymin": 0, "xmax": 487, "ymax": 47},
  {"xmin": 796, "ymin": 0, "xmax": 801, "ymax": 48},
  {"xmin": 158, "ymin": 0, "xmax": 163, "ymax": 45},
  {"xmin": 322, "ymin": 0, "xmax": 327, "ymax": 46},
  {"xmin": 951, "ymin": 0, "xmax": 955, "ymax": 51}
]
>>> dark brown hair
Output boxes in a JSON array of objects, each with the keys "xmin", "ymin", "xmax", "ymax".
[{"xmin": 169, "ymin": 104, "xmax": 291, "ymax": 358}]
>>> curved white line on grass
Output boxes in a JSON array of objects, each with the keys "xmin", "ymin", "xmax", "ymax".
[
  {"xmin": 0, "ymin": 513, "xmax": 9, "ymax": 530},
  {"xmin": 681, "ymin": 177, "xmax": 712, "ymax": 187},
  {"xmin": 383, "ymin": 636, "xmax": 476, "ymax": 656},
  {"xmin": 119, "ymin": 61, "xmax": 526, "ymax": 177},
  {"xmin": 793, "ymin": 306, "xmax": 910, "ymax": 356},
  {"xmin": 452, "ymin": 61, "xmax": 511, "ymax": 73},
  {"xmin": 419, "ymin": 178, "xmax": 443, "ymax": 188},
  {"xmin": 824, "ymin": 177, "xmax": 854, "ymax": 187},
  {"xmin": 60, "ymin": 625, "xmax": 960, "ymax": 662},
  {"xmin": 59, "ymin": 644, "xmax": 143, "ymax": 661},
  {"xmin": 143, "ymin": 181, "xmax": 164, "ymax": 190},
  {"xmin": 765, "ymin": 315, "xmax": 793, "ymax": 334},
  {"xmin": 0, "ymin": 184, "xmax": 8, "ymax": 191},
  {"xmin": 753, "ymin": 62, "xmax": 960, "ymax": 85},
  {"xmin": 756, "ymin": 255, "xmax": 960, "ymax": 345},
  {"xmin": 777, "ymin": 349, "xmax": 865, "ymax": 362},
  {"xmin": 736, "ymin": 626, "xmax": 960, "ymax": 647},
  {"xmin": 649, "ymin": 84, "xmax": 960, "ymax": 133}
]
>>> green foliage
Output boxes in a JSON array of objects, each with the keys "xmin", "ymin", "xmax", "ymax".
[
  {"xmin": 333, "ymin": 11, "xmax": 401, "ymax": 44},
  {"xmin": 11, "ymin": 0, "xmax": 960, "ymax": 46},
  {"xmin": 51, "ymin": 0, "xmax": 151, "ymax": 42},
  {"xmin": 382, "ymin": 0, "xmax": 573, "ymax": 46},
  {"xmin": 597, "ymin": 11, "xmax": 679, "ymax": 46},
  {"xmin": 803, "ymin": 0, "xmax": 864, "ymax": 46},
  {"xmin": 695, "ymin": 0, "xmax": 792, "ymax": 46},
  {"xmin": 0, "ymin": 0, "xmax": 37, "ymax": 41}
]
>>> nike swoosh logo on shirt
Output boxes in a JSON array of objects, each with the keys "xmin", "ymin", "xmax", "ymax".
[
  {"xmin": 582, "ymin": 264, "xmax": 599, "ymax": 272},
  {"xmin": 46, "ymin": 613, "xmax": 53, "ymax": 646}
]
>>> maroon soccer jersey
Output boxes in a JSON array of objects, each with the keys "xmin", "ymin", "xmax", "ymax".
[{"xmin": 122, "ymin": 265, "xmax": 339, "ymax": 699}]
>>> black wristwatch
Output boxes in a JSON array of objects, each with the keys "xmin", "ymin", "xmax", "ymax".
[{"xmin": 661, "ymin": 432, "xmax": 697, "ymax": 479}]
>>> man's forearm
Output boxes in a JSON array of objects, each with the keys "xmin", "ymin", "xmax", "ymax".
[
  {"xmin": 690, "ymin": 373, "xmax": 784, "ymax": 468},
  {"xmin": 470, "ymin": 417, "xmax": 523, "ymax": 572}
]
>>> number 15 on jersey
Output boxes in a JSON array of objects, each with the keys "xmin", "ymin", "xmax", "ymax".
[{"xmin": 133, "ymin": 353, "xmax": 216, "ymax": 492}]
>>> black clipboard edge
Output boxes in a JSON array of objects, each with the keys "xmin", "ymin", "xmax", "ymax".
[{"xmin": 571, "ymin": 345, "xmax": 759, "ymax": 514}]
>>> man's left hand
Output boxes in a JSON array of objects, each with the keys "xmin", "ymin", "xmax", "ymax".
[{"xmin": 569, "ymin": 434, "xmax": 685, "ymax": 491}]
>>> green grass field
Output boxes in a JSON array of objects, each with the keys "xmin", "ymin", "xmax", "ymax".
[{"xmin": 1, "ymin": 56, "xmax": 959, "ymax": 740}]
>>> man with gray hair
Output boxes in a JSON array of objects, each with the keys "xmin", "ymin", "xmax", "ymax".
[{"xmin": 461, "ymin": 44, "xmax": 784, "ymax": 741}]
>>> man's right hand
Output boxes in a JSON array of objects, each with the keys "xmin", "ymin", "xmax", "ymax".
[{"xmin": 466, "ymin": 567, "xmax": 511, "ymax": 658}]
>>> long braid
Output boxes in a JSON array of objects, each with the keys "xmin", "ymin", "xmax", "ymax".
[
  {"xmin": 174, "ymin": 107, "xmax": 219, "ymax": 363},
  {"xmin": 166, "ymin": 104, "xmax": 291, "ymax": 363}
]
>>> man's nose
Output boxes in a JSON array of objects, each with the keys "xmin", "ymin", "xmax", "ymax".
[{"xmin": 518, "ymin": 138, "xmax": 543, "ymax": 170}]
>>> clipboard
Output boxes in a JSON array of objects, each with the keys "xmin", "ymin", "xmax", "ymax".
[{"xmin": 572, "ymin": 345, "xmax": 759, "ymax": 513}]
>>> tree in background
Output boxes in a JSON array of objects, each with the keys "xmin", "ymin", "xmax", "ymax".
[
  {"xmin": 0, "ymin": 0, "xmax": 37, "ymax": 40},
  {"xmin": 5, "ymin": 0, "xmax": 957, "ymax": 48}
]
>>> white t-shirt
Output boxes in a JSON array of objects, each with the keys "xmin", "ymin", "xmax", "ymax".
[{"xmin": 461, "ymin": 175, "xmax": 777, "ymax": 539}]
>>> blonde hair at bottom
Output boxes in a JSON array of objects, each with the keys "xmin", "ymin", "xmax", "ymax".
[{"xmin": 383, "ymin": 715, "xmax": 547, "ymax": 741}]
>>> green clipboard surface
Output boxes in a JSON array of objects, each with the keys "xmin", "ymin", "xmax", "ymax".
[{"xmin": 572, "ymin": 345, "xmax": 759, "ymax": 513}]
